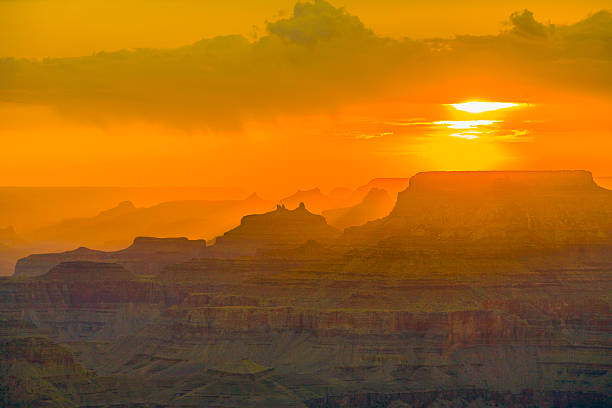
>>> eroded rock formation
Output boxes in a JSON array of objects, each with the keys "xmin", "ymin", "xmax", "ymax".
[
  {"xmin": 1, "ymin": 171, "xmax": 611, "ymax": 406},
  {"xmin": 207, "ymin": 203, "xmax": 340, "ymax": 257}
]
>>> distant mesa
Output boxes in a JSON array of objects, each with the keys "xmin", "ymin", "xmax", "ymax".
[
  {"xmin": 124, "ymin": 236, "xmax": 206, "ymax": 254},
  {"xmin": 323, "ymin": 187, "xmax": 394, "ymax": 230},
  {"xmin": 206, "ymin": 202, "xmax": 340, "ymax": 258},
  {"xmin": 14, "ymin": 236, "xmax": 207, "ymax": 277},
  {"xmin": 345, "ymin": 170, "xmax": 612, "ymax": 249},
  {"xmin": 407, "ymin": 170, "xmax": 600, "ymax": 194},
  {"xmin": 40, "ymin": 261, "xmax": 135, "ymax": 282},
  {"xmin": 98, "ymin": 200, "xmax": 137, "ymax": 217}
]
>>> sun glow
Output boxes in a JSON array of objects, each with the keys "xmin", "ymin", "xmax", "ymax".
[
  {"xmin": 432, "ymin": 120, "xmax": 501, "ymax": 140},
  {"xmin": 418, "ymin": 137, "xmax": 509, "ymax": 170},
  {"xmin": 433, "ymin": 120, "xmax": 500, "ymax": 129},
  {"xmin": 450, "ymin": 102, "xmax": 520, "ymax": 113}
]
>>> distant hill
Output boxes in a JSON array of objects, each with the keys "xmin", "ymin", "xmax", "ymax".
[
  {"xmin": 29, "ymin": 194, "xmax": 274, "ymax": 250},
  {"xmin": 280, "ymin": 178, "xmax": 410, "ymax": 214},
  {"xmin": 279, "ymin": 188, "xmax": 340, "ymax": 213},
  {"xmin": 323, "ymin": 188, "xmax": 393, "ymax": 230},
  {"xmin": 0, "ymin": 186, "xmax": 247, "ymax": 232},
  {"xmin": 14, "ymin": 236, "xmax": 207, "ymax": 277},
  {"xmin": 0, "ymin": 226, "xmax": 25, "ymax": 247},
  {"xmin": 349, "ymin": 178, "xmax": 411, "ymax": 203}
]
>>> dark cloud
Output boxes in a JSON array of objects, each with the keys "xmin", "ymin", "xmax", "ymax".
[
  {"xmin": 267, "ymin": 0, "xmax": 373, "ymax": 45},
  {"xmin": 508, "ymin": 9, "xmax": 552, "ymax": 38},
  {"xmin": 0, "ymin": 1, "xmax": 610, "ymax": 129}
]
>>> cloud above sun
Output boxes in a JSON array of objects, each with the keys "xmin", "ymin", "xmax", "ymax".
[{"xmin": 0, "ymin": 1, "xmax": 610, "ymax": 130}]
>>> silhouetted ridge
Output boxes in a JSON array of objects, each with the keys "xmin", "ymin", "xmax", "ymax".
[
  {"xmin": 323, "ymin": 188, "xmax": 393, "ymax": 229},
  {"xmin": 345, "ymin": 170, "xmax": 612, "ymax": 249},
  {"xmin": 121, "ymin": 236, "xmax": 206, "ymax": 254},
  {"xmin": 29, "ymin": 195, "xmax": 275, "ymax": 249},
  {"xmin": 15, "ymin": 236, "xmax": 207, "ymax": 277},
  {"xmin": 208, "ymin": 202, "xmax": 339, "ymax": 257},
  {"xmin": 245, "ymin": 192, "xmax": 264, "ymax": 202},
  {"xmin": 98, "ymin": 200, "xmax": 137, "ymax": 217},
  {"xmin": 280, "ymin": 188, "xmax": 332, "ymax": 213},
  {"xmin": 0, "ymin": 225, "xmax": 25, "ymax": 247},
  {"xmin": 407, "ymin": 170, "xmax": 599, "ymax": 194},
  {"xmin": 352, "ymin": 178, "xmax": 411, "ymax": 200}
]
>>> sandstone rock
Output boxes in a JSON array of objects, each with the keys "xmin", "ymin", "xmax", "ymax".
[
  {"xmin": 207, "ymin": 203, "xmax": 340, "ymax": 258},
  {"xmin": 345, "ymin": 170, "xmax": 612, "ymax": 250}
]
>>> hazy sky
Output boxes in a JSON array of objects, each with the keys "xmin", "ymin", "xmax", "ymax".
[{"xmin": 1, "ymin": 0, "xmax": 611, "ymax": 196}]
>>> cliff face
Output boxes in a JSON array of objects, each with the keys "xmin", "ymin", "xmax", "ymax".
[
  {"xmin": 14, "ymin": 236, "xmax": 206, "ymax": 277},
  {"xmin": 345, "ymin": 171, "xmax": 612, "ymax": 250},
  {"xmin": 1, "ymin": 245, "xmax": 610, "ymax": 406},
  {"xmin": 2, "ymin": 255, "xmax": 609, "ymax": 406},
  {"xmin": 208, "ymin": 203, "xmax": 340, "ymax": 257},
  {"xmin": 1, "ymin": 170, "xmax": 611, "ymax": 406}
]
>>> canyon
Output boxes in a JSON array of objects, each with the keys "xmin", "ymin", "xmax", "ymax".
[{"xmin": 1, "ymin": 171, "xmax": 611, "ymax": 407}]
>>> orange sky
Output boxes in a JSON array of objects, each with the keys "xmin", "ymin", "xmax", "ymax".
[{"xmin": 1, "ymin": 1, "xmax": 611, "ymax": 197}]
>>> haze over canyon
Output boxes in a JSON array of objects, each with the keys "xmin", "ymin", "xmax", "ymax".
[{"xmin": 1, "ymin": 0, "xmax": 611, "ymax": 406}]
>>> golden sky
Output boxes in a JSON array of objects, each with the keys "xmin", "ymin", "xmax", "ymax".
[{"xmin": 1, "ymin": 0, "xmax": 611, "ymax": 196}]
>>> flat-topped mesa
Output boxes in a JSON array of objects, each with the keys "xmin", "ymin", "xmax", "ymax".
[
  {"xmin": 121, "ymin": 236, "xmax": 206, "ymax": 254},
  {"xmin": 208, "ymin": 202, "xmax": 340, "ymax": 257},
  {"xmin": 345, "ymin": 170, "xmax": 612, "ymax": 249},
  {"xmin": 14, "ymin": 236, "xmax": 208, "ymax": 277},
  {"xmin": 40, "ymin": 261, "xmax": 136, "ymax": 282},
  {"xmin": 406, "ymin": 170, "xmax": 599, "ymax": 195}
]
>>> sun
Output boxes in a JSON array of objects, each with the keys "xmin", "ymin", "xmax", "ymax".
[{"xmin": 449, "ymin": 101, "xmax": 520, "ymax": 113}]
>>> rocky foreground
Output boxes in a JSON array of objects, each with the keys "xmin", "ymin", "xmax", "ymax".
[{"xmin": 1, "ymin": 171, "xmax": 611, "ymax": 407}]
